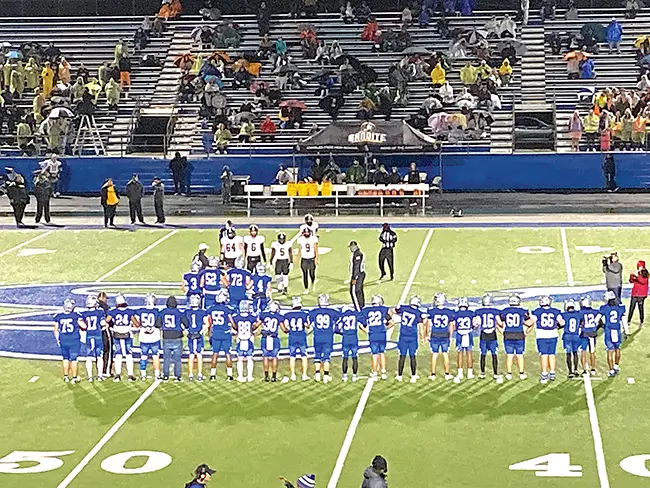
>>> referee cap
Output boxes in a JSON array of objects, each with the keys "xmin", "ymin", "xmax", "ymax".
[
  {"xmin": 297, "ymin": 473, "xmax": 316, "ymax": 488},
  {"xmin": 348, "ymin": 240, "xmax": 358, "ymax": 249}
]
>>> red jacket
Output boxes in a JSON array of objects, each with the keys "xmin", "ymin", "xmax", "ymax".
[{"xmin": 630, "ymin": 261, "xmax": 649, "ymax": 297}]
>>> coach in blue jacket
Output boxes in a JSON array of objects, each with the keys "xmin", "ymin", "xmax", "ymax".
[{"xmin": 158, "ymin": 296, "xmax": 188, "ymax": 381}]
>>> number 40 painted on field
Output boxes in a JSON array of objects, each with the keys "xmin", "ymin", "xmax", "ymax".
[{"xmin": 510, "ymin": 453, "xmax": 650, "ymax": 478}]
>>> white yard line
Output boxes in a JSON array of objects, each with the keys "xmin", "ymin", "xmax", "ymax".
[
  {"xmin": 56, "ymin": 379, "xmax": 161, "ymax": 488},
  {"xmin": 28, "ymin": 375, "xmax": 39, "ymax": 382},
  {"xmin": 583, "ymin": 374, "xmax": 610, "ymax": 488},
  {"xmin": 95, "ymin": 230, "xmax": 178, "ymax": 282},
  {"xmin": 327, "ymin": 229, "xmax": 433, "ymax": 488},
  {"xmin": 327, "ymin": 377, "xmax": 375, "ymax": 488},
  {"xmin": 560, "ymin": 228, "xmax": 575, "ymax": 287},
  {"xmin": 0, "ymin": 230, "xmax": 55, "ymax": 258}
]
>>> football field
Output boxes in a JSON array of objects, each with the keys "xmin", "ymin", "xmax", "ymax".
[{"xmin": 1, "ymin": 221, "xmax": 650, "ymax": 488}]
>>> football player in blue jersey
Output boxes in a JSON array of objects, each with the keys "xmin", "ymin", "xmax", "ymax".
[
  {"xmin": 230, "ymin": 300, "xmax": 259, "ymax": 382},
  {"xmin": 53, "ymin": 299, "xmax": 87, "ymax": 383},
  {"xmin": 359, "ymin": 295, "xmax": 393, "ymax": 380},
  {"xmin": 394, "ymin": 296, "xmax": 426, "ymax": 383},
  {"xmin": 560, "ymin": 299, "xmax": 582, "ymax": 378},
  {"xmin": 257, "ymin": 300, "xmax": 283, "ymax": 382},
  {"xmin": 223, "ymin": 258, "xmax": 253, "ymax": 308},
  {"xmin": 531, "ymin": 296, "xmax": 564, "ymax": 384},
  {"xmin": 578, "ymin": 296, "xmax": 599, "ymax": 376},
  {"xmin": 424, "ymin": 293, "xmax": 455, "ymax": 381},
  {"xmin": 105, "ymin": 294, "xmax": 138, "ymax": 382},
  {"xmin": 186, "ymin": 294, "xmax": 210, "ymax": 382},
  {"xmin": 310, "ymin": 294, "xmax": 341, "ymax": 383},
  {"xmin": 475, "ymin": 293, "xmax": 501, "ymax": 380},
  {"xmin": 207, "ymin": 289, "xmax": 234, "ymax": 381},
  {"xmin": 81, "ymin": 294, "xmax": 105, "ymax": 381},
  {"xmin": 251, "ymin": 262, "xmax": 273, "ymax": 314},
  {"xmin": 201, "ymin": 256, "xmax": 222, "ymax": 307},
  {"xmin": 134, "ymin": 293, "xmax": 161, "ymax": 380},
  {"xmin": 497, "ymin": 294, "xmax": 534, "ymax": 380},
  {"xmin": 281, "ymin": 296, "xmax": 312, "ymax": 381},
  {"xmin": 182, "ymin": 262, "xmax": 204, "ymax": 301},
  {"xmin": 454, "ymin": 297, "xmax": 476, "ymax": 380},
  {"xmin": 338, "ymin": 304, "xmax": 360, "ymax": 382},
  {"xmin": 597, "ymin": 290, "xmax": 629, "ymax": 377}
]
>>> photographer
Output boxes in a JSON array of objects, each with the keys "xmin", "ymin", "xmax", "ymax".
[
  {"xmin": 362, "ymin": 455, "xmax": 388, "ymax": 488},
  {"xmin": 629, "ymin": 260, "xmax": 648, "ymax": 327},
  {"xmin": 602, "ymin": 252, "xmax": 623, "ymax": 304},
  {"xmin": 184, "ymin": 464, "xmax": 215, "ymax": 487}
]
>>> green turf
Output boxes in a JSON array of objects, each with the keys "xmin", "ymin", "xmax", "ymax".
[{"xmin": 1, "ymin": 226, "xmax": 650, "ymax": 488}]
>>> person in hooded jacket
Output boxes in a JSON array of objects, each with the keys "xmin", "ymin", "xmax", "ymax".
[
  {"xmin": 629, "ymin": 260, "xmax": 649, "ymax": 327},
  {"xmin": 362, "ymin": 455, "xmax": 388, "ymax": 488}
]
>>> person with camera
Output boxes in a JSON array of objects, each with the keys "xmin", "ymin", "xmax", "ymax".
[
  {"xmin": 602, "ymin": 252, "xmax": 623, "ymax": 304},
  {"xmin": 184, "ymin": 464, "xmax": 215, "ymax": 487},
  {"xmin": 629, "ymin": 260, "xmax": 648, "ymax": 327},
  {"xmin": 361, "ymin": 455, "xmax": 388, "ymax": 488}
]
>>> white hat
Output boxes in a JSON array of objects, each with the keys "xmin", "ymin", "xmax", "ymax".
[{"xmin": 198, "ymin": 243, "xmax": 209, "ymax": 251}]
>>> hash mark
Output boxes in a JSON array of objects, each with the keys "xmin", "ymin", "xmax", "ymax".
[
  {"xmin": 29, "ymin": 375, "xmax": 39, "ymax": 383},
  {"xmin": 628, "ymin": 378, "xmax": 636, "ymax": 384}
]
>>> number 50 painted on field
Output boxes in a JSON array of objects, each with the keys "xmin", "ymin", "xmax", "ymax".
[
  {"xmin": 510, "ymin": 453, "xmax": 650, "ymax": 478},
  {"xmin": 0, "ymin": 450, "xmax": 171, "ymax": 475}
]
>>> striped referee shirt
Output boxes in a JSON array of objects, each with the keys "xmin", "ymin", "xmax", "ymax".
[{"xmin": 379, "ymin": 229, "xmax": 398, "ymax": 249}]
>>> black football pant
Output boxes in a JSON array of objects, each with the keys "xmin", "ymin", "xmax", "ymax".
[
  {"xmin": 378, "ymin": 248, "xmax": 394, "ymax": 279},
  {"xmin": 11, "ymin": 202, "xmax": 26, "ymax": 225},
  {"xmin": 129, "ymin": 199, "xmax": 144, "ymax": 223},
  {"xmin": 101, "ymin": 328, "xmax": 114, "ymax": 376},
  {"xmin": 629, "ymin": 296, "xmax": 646, "ymax": 324},
  {"xmin": 154, "ymin": 200, "xmax": 165, "ymax": 223},
  {"xmin": 301, "ymin": 258, "xmax": 316, "ymax": 289},
  {"xmin": 35, "ymin": 198, "xmax": 50, "ymax": 223},
  {"xmin": 350, "ymin": 272, "xmax": 366, "ymax": 311}
]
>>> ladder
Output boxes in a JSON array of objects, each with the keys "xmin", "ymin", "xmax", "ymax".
[{"xmin": 73, "ymin": 114, "xmax": 105, "ymax": 155}]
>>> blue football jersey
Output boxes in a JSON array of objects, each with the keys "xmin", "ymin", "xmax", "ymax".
[
  {"xmin": 454, "ymin": 309, "xmax": 475, "ymax": 335},
  {"xmin": 338, "ymin": 309, "xmax": 359, "ymax": 341},
  {"xmin": 186, "ymin": 308, "xmax": 208, "ymax": 337},
  {"xmin": 202, "ymin": 268, "xmax": 222, "ymax": 293},
  {"xmin": 580, "ymin": 307, "xmax": 599, "ymax": 337},
  {"xmin": 599, "ymin": 304, "xmax": 626, "ymax": 331},
  {"xmin": 475, "ymin": 307, "xmax": 500, "ymax": 337},
  {"xmin": 227, "ymin": 268, "xmax": 251, "ymax": 299},
  {"xmin": 108, "ymin": 307, "xmax": 136, "ymax": 338},
  {"xmin": 207, "ymin": 304, "xmax": 233, "ymax": 339},
  {"xmin": 81, "ymin": 309, "xmax": 104, "ymax": 339},
  {"xmin": 396, "ymin": 304, "xmax": 424, "ymax": 339},
  {"xmin": 426, "ymin": 307, "xmax": 454, "ymax": 337},
  {"xmin": 360, "ymin": 305, "xmax": 389, "ymax": 339},
  {"xmin": 251, "ymin": 275, "xmax": 272, "ymax": 298},
  {"xmin": 54, "ymin": 311, "xmax": 83, "ymax": 343},
  {"xmin": 310, "ymin": 307, "xmax": 341, "ymax": 342},
  {"xmin": 561, "ymin": 310, "xmax": 581, "ymax": 338},
  {"xmin": 531, "ymin": 306, "xmax": 562, "ymax": 338},
  {"xmin": 500, "ymin": 307, "xmax": 529, "ymax": 339},
  {"xmin": 283, "ymin": 309, "xmax": 311, "ymax": 340},
  {"xmin": 135, "ymin": 307, "xmax": 159, "ymax": 330},
  {"xmin": 183, "ymin": 272, "xmax": 203, "ymax": 296},
  {"xmin": 259, "ymin": 311, "xmax": 283, "ymax": 338}
]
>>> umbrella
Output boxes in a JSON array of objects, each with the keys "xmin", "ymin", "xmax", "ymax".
[
  {"xmin": 173, "ymin": 53, "xmax": 195, "ymax": 67},
  {"xmin": 496, "ymin": 39, "xmax": 527, "ymax": 56},
  {"xmin": 297, "ymin": 23, "xmax": 317, "ymax": 33},
  {"xmin": 232, "ymin": 58, "xmax": 250, "ymax": 72},
  {"xmin": 462, "ymin": 27, "xmax": 488, "ymax": 45},
  {"xmin": 280, "ymin": 99, "xmax": 307, "ymax": 110},
  {"xmin": 401, "ymin": 46, "xmax": 432, "ymax": 56},
  {"xmin": 310, "ymin": 68, "xmax": 334, "ymax": 80},
  {"xmin": 204, "ymin": 75, "xmax": 224, "ymax": 88},
  {"xmin": 6, "ymin": 50, "xmax": 22, "ymax": 60},
  {"xmin": 49, "ymin": 107, "xmax": 75, "ymax": 119},
  {"xmin": 640, "ymin": 54, "xmax": 650, "ymax": 66},
  {"xmin": 249, "ymin": 80, "xmax": 269, "ymax": 93},
  {"xmin": 208, "ymin": 51, "xmax": 230, "ymax": 63},
  {"xmin": 273, "ymin": 63, "xmax": 298, "ymax": 74},
  {"xmin": 580, "ymin": 23, "xmax": 607, "ymax": 43},
  {"xmin": 233, "ymin": 111, "xmax": 255, "ymax": 123},
  {"xmin": 1, "ymin": 41, "xmax": 11, "ymax": 48},
  {"xmin": 635, "ymin": 35, "xmax": 649, "ymax": 48},
  {"xmin": 563, "ymin": 50, "xmax": 588, "ymax": 60}
]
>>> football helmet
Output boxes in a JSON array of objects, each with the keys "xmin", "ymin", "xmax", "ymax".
[
  {"xmin": 249, "ymin": 224, "xmax": 259, "ymax": 236},
  {"xmin": 189, "ymin": 294, "xmax": 202, "ymax": 308},
  {"xmin": 580, "ymin": 296, "xmax": 592, "ymax": 308},
  {"xmin": 144, "ymin": 293, "xmax": 156, "ymax": 308},
  {"xmin": 255, "ymin": 262, "xmax": 266, "ymax": 275},
  {"xmin": 481, "ymin": 293, "xmax": 493, "ymax": 307},
  {"xmin": 216, "ymin": 289, "xmax": 229, "ymax": 304},
  {"xmin": 278, "ymin": 232, "xmax": 287, "ymax": 244},
  {"xmin": 292, "ymin": 296, "xmax": 302, "ymax": 309},
  {"xmin": 564, "ymin": 299, "xmax": 576, "ymax": 312},
  {"xmin": 227, "ymin": 228, "xmax": 236, "ymax": 239},
  {"xmin": 234, "ymin": 257, "xmax": 245, "ymax": 269},
  {"xmin": 239, "ymin": 300, "xmax": 252, "ymax": 313},
  {"xmin": 409, "ymin": 295, "xmax": 421, "ymax": 307},
  {"xmin": 371, "ymin": 294, "xmax": 384, "ymax": 306},
  {"xmin": 458, "ymin": 297, "xmax": 469, "ymax": 309},
  {"xmin": 604, "ymin": 290, "xmax": 616, "ymax": 302},
  {"xmin": 191, "ymin": 262, "xmax": 201, "ymax": 273},
  {"xmin": 318, "ymin": 294, "xmax": 330, "ymax": 306},
  {"xmin": 208, "ymin": 256, "xmax": 219, "ymax": 268},
  {"xmin": 305, "ymin": 213, "xmax": 314, "ymax": 225},
  {"xmin": 268, "ymin": 301, "xmax": 280, "ymax": 313},
  {"xmin": 115, "ymin": 293, "xmax": 127, "ymax": 307},
  {"xmin": 63, "ymin": 298, "xmax": 76, "ymax": 313},
  {"xmin": 86, "ymin": 294, "xmax": 98, "ymax": 309},
  {"xmin": 434, "ymin": 292, "xmax": 446, "ymax": 307},
  {"xmin": 508, "ymin": 294, "xmax": 521, "ymax": 306},
  {"xmin": 539, "ymin": 295, "xmax": 552, "ymax": 307}
]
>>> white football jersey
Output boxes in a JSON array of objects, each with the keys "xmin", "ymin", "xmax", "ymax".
[
  {"xmin": 298, "ymin": 235, "xmax": 318, "ymax": 259},
  {"xmin": 299, "ymin": 222, "xmax": 319, "ymax": 236},
  {"xmin": 221, "ymin": 235, "xmax": 243, "ymax": 259},
  {"xmin": 244, "ymin": 234, "xmax": 265, "ymax": 257},
  {"xmin": 272, "ymin": 240, "xmax": 292, "ymax": 261}
]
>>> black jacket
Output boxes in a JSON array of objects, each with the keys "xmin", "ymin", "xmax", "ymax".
[
  {"xmin": 125, "ymin": 179, "xmax": 144, "ymax": 200},
  {"xmin": 152, "ymin": 181, "xmax": 165, "ymax": 203},
  {"xmin": 169, "ymin": 155, "xmax": 187, "ymax": 175},
  {"xmin": 7, "ymin": 181, "xmax": 30, "ymax": 205},
  {"xmin": 33, "ymin": 178, "xmax": 52, "ymax": 202},
  {"xmin": 603, "ymin": 154, "xmax": 615, "ymax": 176},
  {"xmin": 407, "ymin": 169, "xmax": 420, "ymax": 183},
  {"xmin": 100, "ymin": 184, "xmax": 120, "ymax": 206},
  {"xmin": 350, "ymin": 248, "xmax": 365, "ymax": 280}
]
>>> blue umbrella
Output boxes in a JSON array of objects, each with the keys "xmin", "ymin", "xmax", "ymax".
[{"xmin": 7, "ymin": 50, "xmax": 23, "ymax": 60}]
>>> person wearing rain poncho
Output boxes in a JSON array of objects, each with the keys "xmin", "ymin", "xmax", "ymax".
[
  {"xmin": 460, "ymin": 62, "xmax": 477, "ymax": 85},
  {"xmin": 70, "ymin": 77, "xmax": 85, "ymax": 102},
  {"xmin": 498, "ymin": 14, "xmax": 516, "ymax": 38},
  {"xmin": 200, "ymin": 119, "xmax": 214, "ymax": 155},
  {"xmin": 113, "ymin": 39, "xmax": 127, "ymax": 65},
  {"xmin": 24, "ymin": 58, "xmax": 39, "ymax": 90},
  {"xmin": 580, "ymin": 57, "xmax": 595, "ymax": 79},
  {"xmin": 16, "ymin": 120, "xmax": 32, "ymax": 154},
  {"xmin": 10, "ymin": 67, "xmax": 25, "ymax": 98},
  {"xmin": 41, "ymin": 62, "xmax": 54, "ymax": 97},
  {"xmin": 438, "ymin": 81, "xmax": 454, "ymax": 105},
  {"xmin": 58, "ymin": 57, "xmax": 71, "ymax": 85},
  {"xmin": 32, "ymin": 87, "xmax": 46, "ymax": 123},
  {"xmin": 86, "ymin": 77, "xmax": 103, "ymax": 104},
  {"xmin": 455, "ymin": 87, "xmax": 475, "ymax": 110},
  {"xmin": 214, "ymin": 122, "xmax": 231, "ymax": 154},
  {"xmin": 3, "ymin": 59, "xmax": 11, "ymax": 88},
  {"xmin": 430, "ymin": 62, "xmax": 446, "ymax": 86},
  {"xmin": 606, "ymin": 18, "xmax": 623, "ymax": 54},
  {"xmin": 105, "ymin": 78, "xmax": 121, "ymax": 110},
  {"xmin": 498, "ymin": 58, "xmax": 513, "ymax": 85},
  {"xmin": 567, "ymin": 110, "xmax": 583, "ymax": 152},
  {"xmin": 238, "ymin": 120, "xmax": 255, "ymax": 142}
]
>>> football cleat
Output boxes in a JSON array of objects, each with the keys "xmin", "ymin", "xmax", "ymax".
[
  {"xmin": 444, "ymin": 373, "xmax": 454, "ymax": 381},
  {"xmin": 520, "ymin": 373, "xmax": 528, "ymax": 380},
  {"xmin": 342, "ymin": 374, "xmax": 348, "ymax": 382},
  {"xmin": 410, "ymin": 375, "xmax": 420, "ymax": 383},
  {"xmin": 478, "ymin": 372, "xmax": 486, "ymax": 379},
  {"xmin": 352, "ymin": 374, "xmax": 358, "ymax": 382},
  {"xmin": 428, "ymin": 374, "xmax": 436, "ymax": 381},
  {"xmin": 395, "ymin": 375, "xmax": 403, "ymax": 382},
  {"xmin": 302, "ymin": 374, "xmax": 310, "ymax": 381},
  {"xmin": 505, "ymin": 373, "xmax": 513, "ymax": 381}
]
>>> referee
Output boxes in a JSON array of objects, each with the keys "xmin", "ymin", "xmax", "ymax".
[
  {"xmin": 97, "ymin": 291, "xmax": 112, "ymax": 378},
  {"xmin": 378, "ymin": 223, "xmax": 397, "ymax": 281},
  {"xmin": 349, "ymin": 241, "xmax": 366, "ymax": 310}
]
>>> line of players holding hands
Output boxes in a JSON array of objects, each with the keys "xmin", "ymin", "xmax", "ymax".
[{"xmin": 54, "ymin": 255, "xmax": 629, "ymax": 384}]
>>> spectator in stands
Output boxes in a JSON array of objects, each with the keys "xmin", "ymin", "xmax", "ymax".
[
  {"xmin": 460, "ymin": 62, "xmax": 477, "ymax": 86},
  {"xmin": 259, "ymin": 34, "xmax": 274, "ymax": 59},
  {"xmin": 362, "ymin": 17, "xmax": 379, "ymax": 42},
  {"xmin": 606, "ymin": 18, "xmax": 623, "ymax": 54},
  {"xmin": 439, "ymin": 81, "xmax": 454, "ymax": 105},
  {"xmin": 199, "ymin": 119, "xmax": 213, "ymax": 155},
  {"xmin": 521, "ymin": 0, "xmax": 530, "ymax": 25},
  {"xmin": 100, "ymin": 178, "xmax": 119, "ymax": 228},
  {"xmin": 239, "ymin": 120, "xmax": 255, "ymax": 142},
  {"xmin": 632, "ymin": 112, "xmax": 646, "ymax": 150},
  {"xmin": 342, "ymin": 2, "xmax": 354, "ymax": 23},
  {"xmin": 430, "ymin": 62, "xmax": 446, "ymax": 87},
  {"xmin": 105, "ymin": 78, "xmax": 121, "ymax": 110},
  {"xmin": 373, "ymin": 164, "xmax": 389, "ymax": 185},
  {"xmin": 157, "ymin": 0, "xmax": 182, "ymax": 20},
  {"xmin": 258, "ymin": 1, "xmax": 271, "ymax": 36},
  {"xmin": 41, "ymin": 62, "xmax": 54, "ymax": 97},
  {"xmin": 401, "ymin": 7, "xmax": 413, "ymax": 25},
  {"xmin": 498, "ymin": 15, "xmax": 516, "ymax": 38},
  {"xmin": 565, "ymin": 0, "xmax": 578, "ymax": 19},
  {"xmin": 169, "ymin": 152, "xmax": 188, "ymax": 194},
  {"xmin": 568, "ymin": 110, "xmax": 584, "ymax": 152},
  {"xmin": 579, "ymin": 57, "xmax": 595, "ymax": 79},
  {"xmin": 356, "ymin": 1, "xmax": 372, "ymax": 23},
  {"xmin": 70, "ymin": 77, "xmax": 84, "ymax": 103},
  {"xmin": 275, "ymin": 165, "xmax": 293, "ymax": 184},
  {"xmin": 118, "ymin": 56, "xmax": 131, "ymax": 91},
  {"xmin": 540, "ymin": 0, "xmax": 556, "ymax": 21},
  {"xmin": 419, "ymin": 7, "xmax": 431, "ymax": 27},
  {"xmin": 260, "ymin": 115, "xmax": 277, "ymax": 142},
  {"xmin": 346, "ymin": 159, "xmax": 366, "ymax": 184},
  {"xmin": 625, "ymin": 0, "xmax": 640, "ymax": 19},
  {"xmin": 16, "ymin": 119, "xmax": 32, "ymax": 155},
  {"xmin": 274, "ymin": 37, "xmax": 288, "ymax": 57},
  {"xmin": 324, "ymin": 157, "xmax": 342, "ymax": 182},
  {"xmin": 583, "ymin": 109, "xmax": 600, "ymax": 151},
  {"xmin": 357, "ymin": 97, "xmax": 376, "ymax": 120},
  {"xmin": 24, "ymin": 58, "xmax": 39, "ymax": 90},
  {"xmin": 2, "ymin": 59, "xmax": 11, "ymax": 88},
  {"xmin": 134, "ymin": 27, "xmax": 149, "ymax": 51},
  {"xmin": 303, "ymin": 0, "xmax": 317, "ymax": 17},
  {"xmin": 395, "ymin": 25, "xmax": 412, "ymax": 51},
  {"xmin": 599, "ymin": 109, "xmax": 614, "ymax": 152},
  {"xmin": 330, "ymin": 40, "xmax": 344, "ymax": 62},
  {"xmin": 215, "ymin": 123, "xmax": 231, "ymax": 154},
  {"xmin": 10, "ymin": 67, "xmax": 24, "ymax": 99},
  {"xmin": 32, "ymin": 88, "xmax": 45, "ymax": 123},
  {"xmin": 178, "ymin": 77, "xmax": 195, "ymax": 103},
  {"xmin": 620, "ymin": 108, "xmax": 634, "ymax": 150},
  {"xmin": 114, "ymin": 39, "xmax": 128, "ymax": 65},
  {"xmin": 58, "ymin": 57, "xmax": 71, "ymax": 85},
  {"xmin": 220, "ymin": 165, "xmax": 233, "ymax": 204},
  {"xmin": 443, "ymin": 0, "xmax": 456, "ymax": 14},
  {"xmin": 407, "ymin": 162, "xmax": 420, "ymax": 183}
]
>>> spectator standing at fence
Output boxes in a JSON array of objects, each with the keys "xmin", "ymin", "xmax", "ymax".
[
  {"xmin": 275, "ymin": 165, "xmax": 293, "ymax": 184},
  {"xmin": 152, "ymin": 176, "xmax": 166, "ymax": 224},
  {"xmin": 6, "ymin": 173, "xmax": 29, "ymax": 228},
  {"xmin": 33, "ymin": 171, "xmax": 52, "ymax": 225},
  {"xmin": 603, "ymin": 152, "xmax": 617, "ymax": 191},
  {"xmin": 606, "ymin": 18, "xmax": 623, "ymax": 54},
  {"xmin": 407, "ymin": 162, "xmax": 420, "ymax": 183},
  {"xmin": 100, "ymin": 178, "xmax": 119, "ymax": 227},
  {"xmin": 603, "ymin": 251, "xmax": 623, "ymax": 304},
  {"xmin": 568, "ymin": 110, "xmax": 583, "ymax": 152},
  {"xmin": 346, "ymin": 159, "xmax": 366, "ymax": 183},
  {"xmin": 629, "ymin": 260, "xmax": 648, "ymax": 327},
  {"xmin": 583, "ymin": 109, "xmax": 599, "ymax": 151},
  {"xmin": 169, "ymin": 152, "xmax": 187, "ymax": 195},
  {"xmin": 126, "ymin": 174, "xmax": 145, "ymax": 225}
]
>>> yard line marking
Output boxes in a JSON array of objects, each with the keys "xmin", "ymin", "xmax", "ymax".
[
  {"xmin": 327, "ymin": 377, "xmax": 375, "ymax": 488},
  {"xmin": 0, "ymin": 230, "xmax": 55, "ymax": 258},
  {"xmin": 628, "ymin": 377, "xmax": 636, "ymax": 384},
  {"xmin": 28, "ymin": 375, "xmax": 39, "ymax": 382},
  {"xmin": 95, "ymin": 230, "xmax": 178, "ymax": 282},
  {"xmin": 56, "ymin": 379, "xmax": 161, "ymax": 488},
  {"xmin": 583, "ymin": 374, "xmax": 610, "ymax": 488},
  {"xmin": 397, "ymin": 229, "xmax": 433, "ymax": 308},
  {"xmin": 560, "ymin": 228, "xmax": 575, "ymax": 287}
]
